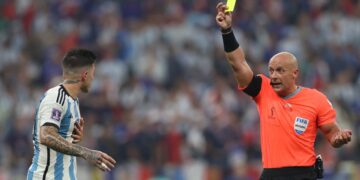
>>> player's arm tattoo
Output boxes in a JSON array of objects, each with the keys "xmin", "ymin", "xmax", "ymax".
[{"xmin": 40, "ymin": 124, "xmax": 99, "ymax": 162}]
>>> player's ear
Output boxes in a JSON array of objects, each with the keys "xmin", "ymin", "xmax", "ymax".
[{"xmin": 81, "ymin": 71, "xmax": 88, "ymax": 81}]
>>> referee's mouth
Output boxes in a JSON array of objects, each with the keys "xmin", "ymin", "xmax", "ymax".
[{"xmin": 270, "ymin": 82, "xmax": 282, "ymax": 89}]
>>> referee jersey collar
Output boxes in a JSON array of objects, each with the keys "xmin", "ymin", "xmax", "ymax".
[{"xmin": 282, "ymin": 86, "xmax": 302, "ymax": 100}]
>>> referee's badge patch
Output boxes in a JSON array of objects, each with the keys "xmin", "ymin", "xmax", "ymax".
[
  {"xmin": 51, "ymin": 108, "xmax": 62, "ymax": 121},
  {"xmin": 294, "ymin": 117, "xmax": 309, "ymax": 135}
]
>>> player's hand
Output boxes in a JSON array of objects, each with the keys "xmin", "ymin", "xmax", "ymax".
[
  {"xmin": 84, "ymin": 150, "xmax": 116, "ymax": 172},
  {"xmin": 72, "ymin": 117, "xmax": 84, "ymax": 143},
  {"xmin": 216, "ymin": 2, "xmax": 232, "ymax": 30},
  {"xmin": 332, "ymin": 129, "xmax": 352, "ymax": 147}
]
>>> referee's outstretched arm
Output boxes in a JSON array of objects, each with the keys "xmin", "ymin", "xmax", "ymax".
[
  {"xmin": 215, "ymin": 2, "xmax": 253, "ymax": 89},
  {"xmin": 319, "ymin": 122, "xmax": 352, "ymax": 148}
]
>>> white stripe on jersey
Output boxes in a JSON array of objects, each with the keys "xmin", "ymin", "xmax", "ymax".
[{"xmin": 27, "ymin": 84, "xmax": 81, "ymax": 180}]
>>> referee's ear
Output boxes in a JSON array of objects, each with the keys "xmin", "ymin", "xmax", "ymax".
[{"xmin": 293, "ymin": 69, "xmax": 299, "ymax": 80}]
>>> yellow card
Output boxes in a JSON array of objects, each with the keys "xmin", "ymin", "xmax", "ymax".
[{"xmin": 226, "ymin": 0, "xmax": 236, "ymax": 12}]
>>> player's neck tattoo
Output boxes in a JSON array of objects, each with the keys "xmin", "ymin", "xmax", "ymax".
[{"xmin": 63, "ymin": 79, "xmax": 81, "ymax": 84}]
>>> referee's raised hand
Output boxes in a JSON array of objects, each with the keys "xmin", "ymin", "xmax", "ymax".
[{"xmin": 216, "ymin": 2, "xmax": 232, "ymax": 30}]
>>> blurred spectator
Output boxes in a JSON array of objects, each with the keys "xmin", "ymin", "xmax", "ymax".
[{"xmin": 0, "ymin": 0, "xmax": 359, "ymax": 179}]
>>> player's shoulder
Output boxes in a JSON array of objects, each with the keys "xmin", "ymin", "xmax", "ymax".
[{"xmin": 42, "ymin": 84, "xmax": 69, "ymax": 106}]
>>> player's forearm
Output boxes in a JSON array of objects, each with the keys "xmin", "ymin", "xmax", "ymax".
[
  {"xmin": 40, "ymin": 126, "xmax": 89, "ymax": 158},
  {"xmin": 40, "ymin": 125, "xmax": 102, "ymax": 164},
  {"xmin": 40, "ymin": 126, "xmax": 96, "ymax": 160}
]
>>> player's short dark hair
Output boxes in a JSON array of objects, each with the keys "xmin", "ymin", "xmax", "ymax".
[{"xmin": 62, "ymin": 48, "xmax": 96, "ymax": 70}]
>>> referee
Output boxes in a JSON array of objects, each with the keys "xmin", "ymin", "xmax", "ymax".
[{"xmin": 215, "ymin": 2, "xmax": 352, "ymax": 180}]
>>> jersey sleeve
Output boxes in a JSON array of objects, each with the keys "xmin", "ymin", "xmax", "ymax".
[
  {"xmin": 316, "ymin": 91, "xmax": 336, "ymax": 126},
  {"xmin": 38, "ymin": 93, "xmax": 66, "ymax": 128}
]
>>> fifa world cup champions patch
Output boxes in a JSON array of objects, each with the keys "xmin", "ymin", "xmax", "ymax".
[
  {"xmin": 294, "ymin": 117, "xmax": 309, "ymax": 135},
  {"xmin": 51, "ymin": 108, "xmax": 62, "ymax": 121}
]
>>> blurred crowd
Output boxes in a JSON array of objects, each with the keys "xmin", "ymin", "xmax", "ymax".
[{"xmin": 1, "ymin": 0, "xmax": 360, "ymax": 179}]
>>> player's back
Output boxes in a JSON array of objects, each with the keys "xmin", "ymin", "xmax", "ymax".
[{"xmin": 27, "ymin": 84, "xmax": 81, "ymax": 180}]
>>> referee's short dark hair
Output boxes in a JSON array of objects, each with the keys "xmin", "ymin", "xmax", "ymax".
[{"xmin": 62, "ymin": 48, "xmax": 96, "ymax": 70}]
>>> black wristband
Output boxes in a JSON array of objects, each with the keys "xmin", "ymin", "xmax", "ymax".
[
  {"xmin": 221, "ymin": 27, "xmax": 233, "ymax": 34},
  {"xmin": 221, "ymin": 28, "xmax": 239, "ymax": 52}
]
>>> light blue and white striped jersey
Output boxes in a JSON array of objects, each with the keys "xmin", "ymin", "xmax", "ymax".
[{"xmin": 27, "ymin": 84, "xmax": 81, "ymax": 180}]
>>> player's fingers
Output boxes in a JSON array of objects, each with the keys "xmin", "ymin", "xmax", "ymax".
[
  {"xmin": 96, "ymin": 158, "xmax": 102, "ymax": 165},
  {"xmin": 97, "ymin": 162, "xmax": 109, "ymax": 171},
  {"xmin": 71, "ymin": 134, "xmax": 80, "ymax": 138},
  {"xmin": 71, "ymin": 134, "xmax": 80, "ymax": 140},
  {"xmin": 73, "ymin": 126, "xmax": 80, "ymax": 135},
  {"xmin": 75, "ymin": 123, "xmax": 80, "ymax": 129},
  {"xmin": 98, "ymin": 155, "xmax": 114, "ymax": 171},
  {"xmin": 75, "ymin": 122, "xmax": 81, "ymax": 129},
  {"xmin": 102, "ymin": 156, "xmax": 116, "ymax": 170},
  {"xmin": 80, "ymin": 117, "xmax": 84, "ymax": 126},
  {"xmin": 102, "ymin": 159, "xmax": 115, "ymax": 169},
  {"xmin": 102, "ymin": 153, "xmax": 116, "ymax": 164}
]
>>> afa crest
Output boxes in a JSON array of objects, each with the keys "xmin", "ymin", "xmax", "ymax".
[{"xmin": 294, "ymin": 117, "xmax": 309, "ymax": 135}]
